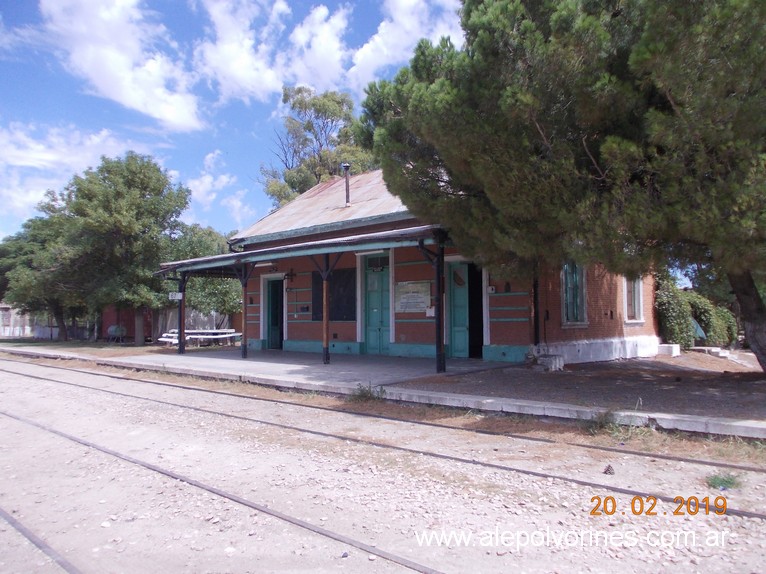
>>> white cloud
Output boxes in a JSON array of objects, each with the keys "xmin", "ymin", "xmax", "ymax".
[
  {"xmin": 430, "ymin": 0, "xmax": 464, "ymax": 42},
  {"xmin": 39, "ymin": 0, "xmax": 203, "ymax": 132},
  {"xmin": 0, "ymin": 14, "xmax": 14, "ymax": 50},
  {"xmin": 194, "ymin": 0, "xmax": 287, "ymax": 104},
  {"xmin": 194, "ymin": 1, "xmax": 353, "ymax": 103},
  {"xmin": 221, "ymin": 188, "xmax": 258, "ymax": 232},
  {"xmin": 187, "ymin": 149, "xmax": 236, "ymax": 210},
  {"xmin": 346, "ymin": 0, "xmax": 463, "ymax": 93},
  {"xmin": 283, "ymin": 5, "xmax": 350, "ymax": 92},
  {"xmin": 0, "ymin": 122, "xmax": 151, "ymax": 225}
]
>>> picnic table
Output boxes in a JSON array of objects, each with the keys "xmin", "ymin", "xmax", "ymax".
[{"xmin": 157, "ymin": 329, "xmax": 242, "ymax": 346}]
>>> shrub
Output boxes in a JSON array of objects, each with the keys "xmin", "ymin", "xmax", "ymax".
[
  {"xmin": 714, "ymin": 306, "xmax": 738, "ymax": 346},
  {"xmin": 654, "ymin": 272, "xmax": 694, "ymax": 348},
  {"xmin": 681, "ymin": 290, "xmax": 737, "ymax": 347},
  {"xmin": 348, "ymin": 383, "xmax": 386, "ymax": 402}
]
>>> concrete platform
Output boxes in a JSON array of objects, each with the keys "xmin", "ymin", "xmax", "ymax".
[{"xmin": 2, "ymin": 345, "xmax": 766, "ymax": 439}]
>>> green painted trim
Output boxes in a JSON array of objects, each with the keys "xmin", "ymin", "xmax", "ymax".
[
  {"xmin": 388, "ymin": 342, "xmax": 437, "ymax": 358},
  {"xmin": 283, "ymin": 340, "xmax": 361, "ymax": 355},
  {"xmin": 253, "ymin": 339, "xmax": 526, "ymax": 364},
  {"xmin": 490, "ymin": 318, "xmax": 529, "ymax": 323},
  {"xmin": 482, "ymin": 345, "xmax": 528, "ymax": 363},
  {"xmin": 490, "ymin": 292, "xmax": 529, "ymax": 297},
  {"xmin": 247, "ymin": 339, "xmax": 265, "ymax": 351},
  {"xmin": 395, "ymin": 260, "xmax": 431, "ymax": 267},
  {"xmin": 330, "ymin": 341, "xmax": 362, "ymax": 355},
  {"xmin": 162, "ymin": 226, "xmax": 440, "ymax": 278},
  {"xmin": 491, "ymin": 306, "xmax": 529, "ymax": 311},
  {"xmin": 283, "ymin": 340, "xmax": 322, "ymax": 353},
  {"xmin": 395, "ymin": 319, "xmax": 432, "ymax": 324}
]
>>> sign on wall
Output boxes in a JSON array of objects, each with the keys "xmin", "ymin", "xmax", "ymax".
[{"xmin": 394, "ymin": 281, "xmax": 431, "ymax": 313}]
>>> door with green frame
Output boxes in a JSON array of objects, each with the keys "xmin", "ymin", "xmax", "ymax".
[
  {"xmin": 365, "ymin": 255, "xmax": 390, "ymax": 354},
  {"xmin": 448, "ymin": 262, "xmax": 483, "ymax": 358},
  {"xmin": 267, "ymin": 278, "xmax": 284, "ymax": 350}
]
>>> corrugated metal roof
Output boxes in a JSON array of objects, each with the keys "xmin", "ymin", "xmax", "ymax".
[{"xmin": 230, "ymin": 170, "xmax": 411, "ymax": 245}]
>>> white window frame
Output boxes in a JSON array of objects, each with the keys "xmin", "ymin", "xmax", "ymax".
[
  {"xmin": 260, "ymin": 273, "xmax": 287, "ymax": 341},
  {"xmin": 623, "ymin": 276, "xmax": 644, "ymax": 324},
  {"xmin": 561, "ymin": 261, "xmax": 588, "ymax": 327}
]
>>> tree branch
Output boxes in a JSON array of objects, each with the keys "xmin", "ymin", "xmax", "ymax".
[{"xmin": 582, "ymin": 136, "xmax": 607, "ymax": 180}]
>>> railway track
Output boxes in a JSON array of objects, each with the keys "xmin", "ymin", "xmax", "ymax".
[
  {"xmin": 0, "ymin": 360, "xmax": 764, "ymax": 522},
  {"xmin": 2, "ymin": 357, "xmax": 765, "ymax": 573},
  {"xmin": 0, "ymin": 408, "xmax": 443, "ymax": 574},
  {"xmin": 1, "ymin": 357, "xmax": 764, "ymax": 475}
]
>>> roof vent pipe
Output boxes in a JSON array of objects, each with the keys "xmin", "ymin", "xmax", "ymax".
[{"xmin": 341, "ymin": 163, "xmax": 351, "ymax": 207}]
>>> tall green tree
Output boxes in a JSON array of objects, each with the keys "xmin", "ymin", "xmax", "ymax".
[
  {"xmin": 363, "ymin": 0, "xmax": 766, "ymax": 368},
  {"xmin": 262, "ymin": 86, "xmax": 377, "ymax": 206},
  {"xmin": 1, "ymin": 216, "xmax": 84, "ymax": 339},
  {"xmin": 162, "ymin": 224, "xmax": 241, "ymax": 320},
  {"xmin": 40, "ymin": 152, "xmax": 190, "ymax": 342}
]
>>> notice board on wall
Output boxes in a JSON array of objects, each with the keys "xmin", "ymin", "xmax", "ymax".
[{"xmin": 394, "ymin": 281, "xmax": 431, "ymax": 313}]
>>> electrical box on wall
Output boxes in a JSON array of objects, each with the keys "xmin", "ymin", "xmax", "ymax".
[{"xmin": 487, "ymin": 285, "xmax": 496, "ymax": 294}]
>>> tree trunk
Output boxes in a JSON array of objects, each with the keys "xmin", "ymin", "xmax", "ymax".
[
  {"xmin": 134, "ymin": 307, "xmax": 145, "ymax": 346},
  {"xmin": 727, "ymin": 270, "xmax": 766, "ymax": 372},
  {"xmin": 51, "ymin": 303, "xmax": 68, "ymax": 341},
  {"xmin": 151, "ymin": 308, "xmax": 162, "ymax": 343}
]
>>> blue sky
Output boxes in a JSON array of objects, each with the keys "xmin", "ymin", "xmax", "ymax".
[{"xmin": 0, "ymin": 0, "xmax": 463, "ymax": 238}]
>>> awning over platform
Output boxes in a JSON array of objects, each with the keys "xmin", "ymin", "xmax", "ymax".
[{"xmin": 157, "ymin": 224, "xmax": 442, "ymax": 278}]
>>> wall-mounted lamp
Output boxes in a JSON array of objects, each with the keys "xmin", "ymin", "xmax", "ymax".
[{"xmin": 284, "ymin": 268, "xmax": 296, "ymax": 283}]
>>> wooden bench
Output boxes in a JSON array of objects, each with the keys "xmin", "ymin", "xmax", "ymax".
[{"xmin": 158, "ymin": 329, "xmax": 241, "ymax": 346}]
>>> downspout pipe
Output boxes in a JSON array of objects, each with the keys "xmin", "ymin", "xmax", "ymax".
[{"xmin": 533, "ymin": 268, "xmax": 540, "ymax": 347}]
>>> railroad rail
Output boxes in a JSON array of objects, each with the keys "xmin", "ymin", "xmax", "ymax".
[
  {"xmin": 0, "ymin": 357, "xmax": 763, "ymax": 475},
  {"xmin": 0, "ymin": 360, "xmax": 763, "ymax": 522}
]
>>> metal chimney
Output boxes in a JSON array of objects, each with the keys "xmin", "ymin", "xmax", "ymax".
[{"xmin": 341, "ymin": 163, "xmax": 351, "ymax": 206}]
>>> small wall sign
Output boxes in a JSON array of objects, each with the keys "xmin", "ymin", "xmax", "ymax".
[{"xmin": 395, "ymin": 281, "xmax": 431, "ymax": 313}]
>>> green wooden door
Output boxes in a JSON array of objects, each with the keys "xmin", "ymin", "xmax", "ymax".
[
  {"xmin": 365, "ymin": 256, "xmax": 390, "ymax": 354},
  {"xmin": 449, "ymin": 262, "xmax": 470, "ymax": 358}
]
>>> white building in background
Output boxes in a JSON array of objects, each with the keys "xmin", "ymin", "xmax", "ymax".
[{"xmin": 0, "ymin": 302, "xmax": 34, "ymax": 337}]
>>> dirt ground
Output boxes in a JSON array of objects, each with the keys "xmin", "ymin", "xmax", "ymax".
[
  {"xmin": 3, "ymin": 339, "xmax": 765, "ymax": 421},
  {"xmin": 2, "ymin": 359, "xmax": 766, "ymax": 574},
  {"xmin": 393, "ymin": 350, "xmax": 766, "ymax": 421}
]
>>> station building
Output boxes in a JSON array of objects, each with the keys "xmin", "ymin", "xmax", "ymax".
[{"xmin": 159, "ymin": 170, "xmax": 659, "ymax": 368}]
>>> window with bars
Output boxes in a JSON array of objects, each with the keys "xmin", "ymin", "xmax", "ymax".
[
  {"xmin": 562, "ymin": 261, "xmax": 586, "ymax": 324},
  {"xmin": 311, "ymin": 268, "xmax": 356, "ymax": 321}
]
